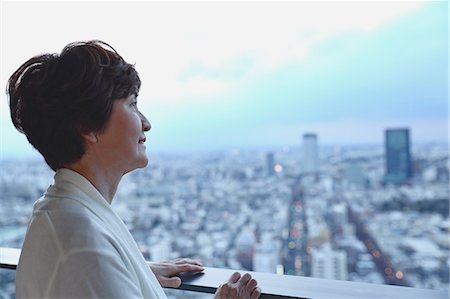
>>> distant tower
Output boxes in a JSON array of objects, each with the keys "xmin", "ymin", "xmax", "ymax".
[
  {"xmin": 302, "ymin": 133, "xmax": 319, "ymax": 174},
  {"xmin": 266, "ymin": 152, "xmax": 275, "ymax": 176},
  {"xmin": 385, "ymin": 128, "xmax": 412, "ymax": 184}
]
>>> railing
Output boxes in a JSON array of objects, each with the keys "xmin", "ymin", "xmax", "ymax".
[{"xmin": 1, "ymin": 247, "xmax": 448, "ymax": 299}]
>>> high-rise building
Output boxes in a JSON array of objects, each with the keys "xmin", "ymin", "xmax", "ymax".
[
  {"xmin": 385, "ymin": 128, "xmax": 412, "ymax": 184},
  {"xmin": 302, "ymin": 133, "xmax": 319, "ymax": 174},
  {"xmin": 330, "ymin": 203, "xmax": 348, "ymax": 236},
  {"xmin": 266, "ymin": 152, "xmax": 275, "ymax": 176},
  {"xmin": 235, "ymin": 229, "xmax": 255, "ymax": 271},
  {"xmin": 343, "ymin": 161, "xmax": 366, "ymax": 189},
  {"xmin": 253, "ymin": 233, "xmax": 281, "ymax": 273},
  {"xmin": 311, "ymin": 245, "xmax": 348, "ymax": 281}
]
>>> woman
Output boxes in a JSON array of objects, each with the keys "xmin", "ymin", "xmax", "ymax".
[{"xmin": 7, "ymin": 40, "xmax": 261, "ymax": 299}]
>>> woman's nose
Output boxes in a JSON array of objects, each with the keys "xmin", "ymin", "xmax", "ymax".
[{"xmin": 140, "ymin": 113, "xmax": 151, "ymax": 131}]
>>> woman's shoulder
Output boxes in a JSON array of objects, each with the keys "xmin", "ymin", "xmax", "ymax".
[{"xmin": 29, "ymin": 196, "xmax": 117, "ymax": 253}]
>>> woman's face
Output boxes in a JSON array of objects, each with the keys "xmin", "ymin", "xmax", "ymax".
[{"xmin": 92, "ymin": 95, "xmax": 151, "ymax": 174}]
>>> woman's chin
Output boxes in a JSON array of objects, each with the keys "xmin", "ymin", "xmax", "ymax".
[
  {"xmin": 137, "ymin": 155, "xmax": 149, "ymax": 168},
  {"xmin": 140, "ymin": 158, "xmax": 149, "ymax": 168},
  {"xmin": 124, "ymin": 156, "xmax": 149, "ymax": 174}
]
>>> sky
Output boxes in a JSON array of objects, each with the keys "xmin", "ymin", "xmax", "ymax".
[{"xmin": 1, "ymin": 1, "xmax": 448, "ymax": 158}]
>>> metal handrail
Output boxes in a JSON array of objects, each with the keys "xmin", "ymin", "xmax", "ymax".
[{"xmin": 1, "ymin": 247, "xmax": 448, "ymax": 299}]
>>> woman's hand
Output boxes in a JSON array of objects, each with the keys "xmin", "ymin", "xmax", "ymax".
[
  {"xmin": 214, "ymin": 272, "xmax": 261, "ymax": 299},
  {"xmin": 148, "ymin": 258, "xmax": 204, "ymax": 288}
]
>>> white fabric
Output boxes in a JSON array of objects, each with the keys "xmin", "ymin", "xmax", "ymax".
[{"xmin": 16, "ymin": 168, "xmax": 167, "ymax": 299}]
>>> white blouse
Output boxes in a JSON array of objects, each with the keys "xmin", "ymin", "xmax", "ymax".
[{"xmin": 16, "ymin": 168, "xmax": 167, "ymax": 299}]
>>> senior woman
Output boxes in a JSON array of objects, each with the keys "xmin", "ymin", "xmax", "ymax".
[{"xmin": 7, "ymin": 40, "xmax": 261, "ymax": 299}]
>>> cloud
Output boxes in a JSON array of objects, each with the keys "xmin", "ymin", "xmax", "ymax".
[
  {"xmin": 1, "ymin": 1, "xmax": 427, "ymax": 109},
  {"xmin": 1, "ymin": 1, "xmax": 443, "ymax": 156},
  {"xmin": 140, "ymin": 1, "xmax": 426, "ymax": 103}
]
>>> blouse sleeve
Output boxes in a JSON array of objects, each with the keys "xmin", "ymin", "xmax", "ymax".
[{"xmin": 47, "ymin": 249, "xmax": 145, "ymax": 299}]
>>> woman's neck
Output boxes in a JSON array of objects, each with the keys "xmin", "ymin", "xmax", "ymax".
[{"xmin": 65, "ymin": 158, "xmax": 122, "ymax": 204}]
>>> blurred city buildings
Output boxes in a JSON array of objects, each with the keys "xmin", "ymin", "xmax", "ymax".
[{"xmin": 0, "ymin": 133, "xmax": 448, "ymax": 298}]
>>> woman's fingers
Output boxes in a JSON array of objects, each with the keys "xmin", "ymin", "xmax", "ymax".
[
  {"xmin": 159, "ymin": 276, "xmax": 182, "ymax": 288},
  {"xmin": 228, "ymin": 272, "xmax": 241, "ymax": 283},
  {"xmin": 213, "ymin": 272, "xmax": 261, "ymax": 299},
  {"xmin": 175, "ymin": 263, "xmax": 204, "ymax": 273},
  {"xmin": 246, "ymin": 278, "xmax": 258, "ymax": 291},
  {"xmin": 240, "ymin": 274, "xmax": 260, "ymax": 299},
  {"xmin": 238, "ymin": 273, "xmax": 252, "ymax": 287},
  {"xmin": 148, "ymin": 258, "xmax": 205, "ymax": 288},
  {"xmin": 250, "ymin": 287, "xmax": 261, "ymax": 299},
  {"xmin": 174, "ymin": 258, "xmax": 203, "ymax": 266}
]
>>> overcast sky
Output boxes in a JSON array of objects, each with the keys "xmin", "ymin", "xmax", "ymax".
[{"xmin": 1, "ymin": 1, "xmax": 448, "ymax": 158}]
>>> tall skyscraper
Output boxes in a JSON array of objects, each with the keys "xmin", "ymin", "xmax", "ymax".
[
  {"xmin": 302, "ymin": 133, "xmax": 319, "ymax": 174},
  {"xmin": 266, "ymin": 152, "xmax": 275, "ymax": 176},
  {"xmin": 385, "ymin": 128, "xmax": 412, "ymax": 184}
]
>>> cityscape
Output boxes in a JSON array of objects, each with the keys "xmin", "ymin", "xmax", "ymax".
[{"xmin": 0, "ymin": 128, "xmax": 448, "ymax": 298}]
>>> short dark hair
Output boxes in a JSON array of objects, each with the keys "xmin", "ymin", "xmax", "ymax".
[{"xmin": 7, "ymin": 40, "xmax": 141, "ymax": 171}]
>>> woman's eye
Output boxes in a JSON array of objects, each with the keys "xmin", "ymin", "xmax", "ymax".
[{"xmin": 130, "ymin": 101, "xmax": 137, "ymax": 107}]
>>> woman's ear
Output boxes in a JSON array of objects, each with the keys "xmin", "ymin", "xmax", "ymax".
[{"xmin": 82, "ymin": 131, "xmax": 98, "ymax": 144}]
